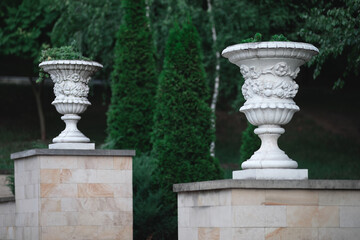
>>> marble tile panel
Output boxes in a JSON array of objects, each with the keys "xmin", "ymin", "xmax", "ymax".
[
  {"xmin": 340, "ymin": 206, "xmax": 360, "ymax": 227},
  {"xmin": 178, "ymin": 193, "xmax": 198, "ymax": 207},
  {"xmin": 179, "ymin": 227, "xmax": 198, "ymax": 240},
  {"xmin": 40, "ymin": 156, "xmax": 77, "ymax": 169},
  {"xmin": 114, "ymin": 184, "xmax": 132, "ymax": 198},
  {"xmin": 232, "ymin": 206, "xmax": 286, "ymax": 227},
  {"xmin": 40, "ymin": 183, "xmax": 77, "ymax": 198},
  {"xmin": 41, "ymin": 198, "xmax": 61, "ymax": 212},
  {"xmin": 40, "ymin": 212, "xmax": 78, "ymax": 226},
  {"xmin": 96, "ymin": 170, "xmax": 131, "ymax": 184},
  {"xmin": 98, "ymin": 225, "xmax": 132, "ymax": 240},
  {"xmin": 287, "ymin": 206, "xmax": 339, "ymax": 227},
  {"xmin": 198, "ymin": 227, "xmax": 220, "ymax": 240},
  {"xmin": 232, "ymin": 228, "xmax": 265, "ymax": 240},
  {"xmin": 319, "ymin": 228, "xmax": 360, "ymax": 240},
  {"xmin": 265, "ymin": 227, "xmax": 318, "ymax": 240},
  {"xmin": 265, "ymin": 190, "xmax": 318, "ymax": 206},
  {"xmin": 114, "ymin": 157, "xmax": 132, "ymax": 170},
  {"xmin": 232, "ymin": 189, "xmax": 265, "ymax": 206},
  {"xmin": 319, "ymin": 190, "xmax": 360, "ymax": 206},
  {"xmin": 40, "ymin": 169, "xmax": 60, "ymax": 183},
  {"xmin": 77, "ymin": 183, "xmax": 114, "ymax": 198},
  {"xmin": 96, "ymin": 157, "xmax": 114, "ymax": 170}
]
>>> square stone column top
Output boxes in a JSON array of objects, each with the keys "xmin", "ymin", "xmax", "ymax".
[
  {"xmin": 11, "ymin": 148, "xmax": 136, "ymax": 160},
  {"xmin": 173, "ymin": 179, "xmax": 360, "ymax": 192}
]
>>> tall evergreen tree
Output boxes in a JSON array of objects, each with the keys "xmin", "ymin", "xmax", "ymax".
[
  {"xmin": 106, "ymin": 0, "xmax": 157, "ymax": 152},
  {"xmin": 152, "ymin": 21, "xmax": 222, "ymax": 237}
]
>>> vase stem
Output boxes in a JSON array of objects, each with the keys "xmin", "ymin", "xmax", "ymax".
[
  {"xmin": 52, "ymin": 114, "xmax": 90, "ymax": 143},
  {"xmin": 241, "ymin": 125, "xmax": 298, "ymax": 169}
]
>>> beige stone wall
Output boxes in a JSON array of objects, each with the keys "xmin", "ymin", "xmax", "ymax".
[
  {"xmin": 0, "ymin": 200, "xmax": 15, "ymax": 239},
  {"xmin": 15, "ymin": 156, "xmax": 40, "ymax": 240},
  {"xmin": 14, "ymin": 154, "xmax": 133, "ymax": 240},
  {"xmin": 178, "ymin": 189, "xmax": 360, "ymax": 240}
]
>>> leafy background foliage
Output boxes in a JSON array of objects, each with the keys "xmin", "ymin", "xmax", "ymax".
[
  {"xmin": 48, "ymin": 0, "xmax": 122, "ymax": 80},
  {"xmin": 300, "ymin": 0, "xmax": 360, "ymax": 89}
]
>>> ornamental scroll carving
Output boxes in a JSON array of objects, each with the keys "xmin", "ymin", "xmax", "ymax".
[
  {"xmin": 240, "ymin": 62, "xmax": 300, "ymax": 100},
  {"xmin": 53, "ymin": 73, "xmax": 90, "ymax": 99}
]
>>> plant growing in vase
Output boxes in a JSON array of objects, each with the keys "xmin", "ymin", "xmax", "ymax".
[
  {"xmin": 222, "ymin": 34, "xmax": 319, "ymax": 180},
  {"xmin": 39, "ymin": 46, "xmax": 103, "ymax": 149}
]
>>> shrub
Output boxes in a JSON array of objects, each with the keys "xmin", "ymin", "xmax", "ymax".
[
  {"xmin": 105, "ymin": 0, "xmax": 157, "ymax": 152},
  {"xmin": 133, "ymin": 154, "xmax": 175, "ymax": 240},
  {"xmin": 152, "ymin": 21, "xmax": 222, "ymax": 238}
]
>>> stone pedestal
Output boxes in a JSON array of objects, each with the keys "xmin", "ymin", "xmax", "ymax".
[
  {"xmin": 11, "ymin": 149, "xmax": 135, "ymax": 240},
  {"xmin": 232, "ymin": 169, "xmax": 308, "ymax": 180},
  {"xmin": 174, "ymin": 180, "xmax": 360, "ymax": 240}
]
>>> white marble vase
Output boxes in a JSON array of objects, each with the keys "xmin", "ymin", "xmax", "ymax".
[
  {"xmin": 222, "ymin": 42, "xmax": 319, "ymax": 180},
  {"xmin": 39, "ymin": 60, "xmax": 103, "ymax": 149}
]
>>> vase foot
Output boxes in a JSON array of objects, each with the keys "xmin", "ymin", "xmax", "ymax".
[
  {"xmin": 242, "ymin": 125, "xmax": 298, "ymax": 169},
  {"xmin": 233, "ymin": 169, "xmax": 308, "ymax": 180},
  {"xmin": 52, "ymin": 114, "xmax": 90, "ymax": 143},
  {"xmin": 49, "ymin": 143, "xmax": 95, "ymax": 150},
  {"xmin": 242, "ymin": 159, "xmax": 298, "ymax": 169}
]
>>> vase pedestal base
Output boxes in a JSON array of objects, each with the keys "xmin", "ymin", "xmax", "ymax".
[
  {"xmin": 233, "ymin": 169, "xmax": 308, "ymax": 180},
  {"xmin": 49, "ymin": 142, "xmax": 95, "ymax": 150}
]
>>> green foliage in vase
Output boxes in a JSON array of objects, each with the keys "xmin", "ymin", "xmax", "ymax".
[
  {"xmin": 152, "ymin": 21, "xmax": 222, "ymax": 238},
  {"xmin": 240, "ymin": 33, "xmax": 288, "ymax": 43},
  {"xmin": 39, "ymin": 45, "xmax": 90, "ymax": 62},
  {"xmin": 37, "ymin": 45, "xmax": 91, "ymax": 82},
  {"xmin": 105, "ymin": 0, "xmax": 157, "ymax": 152},
  {"xmin": 241, "ymin": 32, "xmax": 263, "ymax": 43},
  {"xmin": 300, "ymin": 0, "xmax": 360, "ymax": 89},
  {"xmin": 270, "ymin": 34, "xmax": 288, "ymax": 41}
]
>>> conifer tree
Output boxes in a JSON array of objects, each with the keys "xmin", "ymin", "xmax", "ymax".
[
  {"xmin": 106, "ymin": 0, "xmax": 157, "ymax": 152},
  {"xmin": 152, "ymin": 22, "xmax": 222, "ymax": 237}
]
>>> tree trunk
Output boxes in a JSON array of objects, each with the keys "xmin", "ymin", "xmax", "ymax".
[
  {"xmin": 207, "ymin": 0, "xmax": 220, "ymax": 158},
  {"xmin": 29, "ymin": 77, "xmax": 46, "ymax": 141}
]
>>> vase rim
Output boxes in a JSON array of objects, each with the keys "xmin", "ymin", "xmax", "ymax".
[
  {"xmin": 222, "ymin": 41, "xmax": 319, "ymax": 57},
  {"xmin": 39, "ymin": 60, "xmax": 103, "ymax": 69}
]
